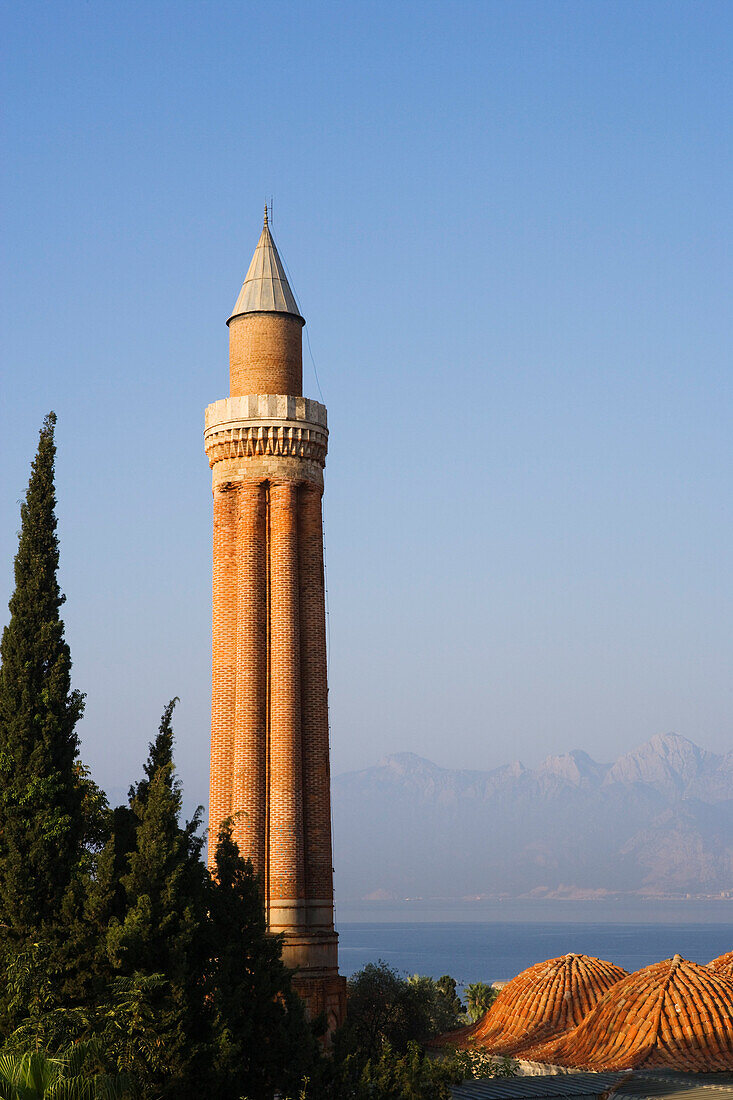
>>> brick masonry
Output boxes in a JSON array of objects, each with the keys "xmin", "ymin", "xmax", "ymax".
[
  {"xmin": 228, "ymin": 312, "xmax": 303, "ymax": 398},
  {"xmin": 206, "ymin": 309, "xmax": 346, "ymax": 1032}
]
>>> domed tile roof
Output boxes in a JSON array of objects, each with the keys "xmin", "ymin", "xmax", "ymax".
[
  {"xmin": 441, "ymin": 954, "xmax": 627, "ymax": 1056},
  {"xmin": 709, "ymin": 951, "xmax": 733, "ymax": 979},
  {"xmin": 523, "ymin": 955, "xmax": 733, "ymax": 1071}
]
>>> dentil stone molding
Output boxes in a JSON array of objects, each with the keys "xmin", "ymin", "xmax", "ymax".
[{"xmin": 204, "ymin": 394, "xmax": 328, "ymax": 470}]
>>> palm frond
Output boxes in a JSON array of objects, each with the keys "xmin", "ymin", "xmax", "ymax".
[
  {"xmin": 47, "ymin": 1081, "xmax": 95, "ymax": 1100},
  {"xmin": 0, "ymin": 1053, "xmax": 21, "ymax": 1084}
]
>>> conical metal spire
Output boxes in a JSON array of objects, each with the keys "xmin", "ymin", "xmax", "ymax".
[{"xmin": 227, "ymin": 208, "xmax": 304, "ymax": 324}]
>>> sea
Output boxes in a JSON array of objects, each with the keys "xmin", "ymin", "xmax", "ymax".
[{"xmin": 336, "ymin": 901, "xmax": 733, "ymax": 991}]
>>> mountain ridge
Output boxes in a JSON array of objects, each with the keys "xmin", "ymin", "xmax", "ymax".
[{"xmin": 332, "ymin": 733, "xmax": 733, "ymax": 901}]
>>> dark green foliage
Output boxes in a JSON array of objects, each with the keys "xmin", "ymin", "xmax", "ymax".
[
  {"xmin": 463, "ymin": 980, "xmax": 498, "ymax": 1023},
  {"xmin": 0, "ymin": 419, "xmax": 503, "ymax": 1100},
  {"xmin": 0, "ymin": 680, "xmax": 319, "ymax": 1097},
  {"xmin": 80, "ymin": 803, "xmax": 139, "ymax": 984},
  {"xmin": 106, "ymin": 702, "xmax": 205, "ymax": 969},
  {"xmin": 0, "ymin": 414, "xmax": 107, "ymax": 1029},
  {"xmin": 0, "ymin": 945, "xmax": 169, "ymax": 1089},
  {"xmin": 324, "ymin": 1041, "xmax": 461, "ymax": 1100},
  {"xmin": 127, "ymin": 698, "xmax": 177, "ymax": 809},
  {"xmin": 326, "ymin": 963, "xmax": 479, "ymax": 1099},
  {"xmin": 207, "ymin": 822, "xmax": 318, "ymax": 1099},
  {"xmin": 0, "ymin": 941, "xmax": 88, "ymax": 1053},
  {"xmin": 354, "ymin": 1042, "xmax": 460, "ymax": 1100},
  {"xmin": 0, "ymin": 413, "xmax": 97, "ymax": 938},
  {"xmin": 440, "ymin": 1046, "xmax": 516, "ymax": 1080},
  {"xmin": 0, "ymin": 1040, "xmax": 134, "ymax": 1099},
  {"xmin": 336, "ymin": 961, "xmax": 419, "ymax": 1061},
  {"xmin": 95, "ymin": 975, "xmax": 170, "ymax": 1085},
  {"xmin": 406, "ymin": 974, "xmax": 465, "ymax": 1035},
  {"xmin": 336, "ymin": 961, "xmax": 464, "ymax": 1064},
  {"xmin": 103, "ymin": 700, "xmax": 210, "ymax": 1098}
]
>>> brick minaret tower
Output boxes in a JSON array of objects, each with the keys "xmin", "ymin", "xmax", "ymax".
[{"xmin": 205, "ymin": 209, "xmax": 346, "ymax": 1030}]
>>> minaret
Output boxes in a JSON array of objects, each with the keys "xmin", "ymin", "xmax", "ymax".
[{"xmin": 205, "ymin": 208, "xmax": 346, "ymax": 1030}]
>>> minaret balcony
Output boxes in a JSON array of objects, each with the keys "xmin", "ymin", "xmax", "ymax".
[{"xmin": 204, "ymin": 394, "xmax": 328, "ymax": 485}]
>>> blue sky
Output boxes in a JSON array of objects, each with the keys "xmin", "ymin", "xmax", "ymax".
[{"xmin": 1, "ymin": 0, "xmax": 732, "ymax": 813}]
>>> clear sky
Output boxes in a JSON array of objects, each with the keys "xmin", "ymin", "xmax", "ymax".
[{"xmin": 1, "ymin": 1, "xmax": 732, "ymax": 814}]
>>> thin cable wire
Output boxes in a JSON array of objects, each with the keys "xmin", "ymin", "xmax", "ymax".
[
  {"xmin": 276, "ymin": 240, "xmax": 325, "ymax": 403},
  {"xmin": 322, "ymin": 496, "xmax": 340, "ymax": 933},
  {"xmin": 305, "ymin": 325, "xmax": 326, "ymax": 404},
  {"xmin": 322, "ymin": 497, "xmax": 331, "ymax": 678}
]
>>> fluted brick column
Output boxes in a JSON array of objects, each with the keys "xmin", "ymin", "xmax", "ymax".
[
  {"xmin": 207, "ymin": 213, "xmax": 347, "ymax": 1031},
  {"xmin": 209, "ymin": 483, "xmax": 238, "ymax": 865},
  {"xmin": 298, "ymin": 482, "xmax": 335, "ymax": 904},
  {"xmin": 268, "ymin": 479, "xmax": 305, "ymax": 913},
  {"xmin": 231, "ymin": 481, "xmax": 268, "ymax": 877}
]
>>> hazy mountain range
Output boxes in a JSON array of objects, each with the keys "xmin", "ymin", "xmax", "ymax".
[{"xmin": 332, "ymin": 734, "xmax": 733, "ymax": 901}]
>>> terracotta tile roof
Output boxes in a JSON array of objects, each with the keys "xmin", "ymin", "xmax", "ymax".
[
  {"xmin": 435, "ymin": 954, "xmax": 627, "ymax": 1056},
  {"xmin": 522, "ymin": 955, "xmax": 733, "ymax": 1071},
  {"xmin": 709, "ymin": 951, "xmax": 733, "ymax": 979}
]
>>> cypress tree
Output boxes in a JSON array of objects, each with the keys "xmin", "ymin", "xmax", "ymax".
[
  {"xmin": 67, "ymin": 803, "xmax": 137, "ymax": 1003},
  {"xmin": 0, "ymin": 413, "xmax": 87, "ymax": 937},
  {"xmin": 105, "ymin": 700, "xmax": 210, "ymax": 1097}
]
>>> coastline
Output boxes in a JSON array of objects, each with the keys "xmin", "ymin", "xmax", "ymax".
[
  {"xmin": 336, "ymin": 898, "xmax": 733, "ymax": 924},
  {"xmin": 336, "ymin": 915, "xmax": 733, "ymax": 989}
]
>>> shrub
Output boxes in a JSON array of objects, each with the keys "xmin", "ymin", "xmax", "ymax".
[{"xmin": 442, "ymin": 1046, "xmax": 516, "ymax": 1079}]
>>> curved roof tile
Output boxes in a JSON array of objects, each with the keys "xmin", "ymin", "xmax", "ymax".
[
  {"xmin": 709, "ymin": 951, "xmax": 733, "ymax": 979},
  {"xmin": 523, "ymin": 955, "xmax": 733, "ymax": 1071},
  {"xmin": 437, "ymin": 954, "xmax": 627, "ymax": 1056}
]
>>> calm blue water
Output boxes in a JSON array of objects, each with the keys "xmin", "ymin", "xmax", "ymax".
[{"xmin": 337, "ymin": 921, "xmax": 733, "ymax": 988}]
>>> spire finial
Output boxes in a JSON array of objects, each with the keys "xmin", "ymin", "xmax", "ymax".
[{"xmin": 227, "ymin": 207, "xmax": 303, "ymax": 324}]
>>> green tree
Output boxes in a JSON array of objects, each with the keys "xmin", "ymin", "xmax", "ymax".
[
  {"xmin": 0, "ymin": 942, "xmax": 89, "ymax": 1055},
  {"xmin": 207, "ymin": 822, "xmax": 318, "ymax": 1100},
  {"xmin": 104, "ymin": 700, "xmax": 209, "ymax": 1098},
  {"xmin": 335, "ymin": 962, "xmax": 416, "ymax": 1063},
  {"xmin": 0, "ymin": 414, "xmax": 93, "ymax": 938},
  {"xmin": 336, "ymin": 962, "xmax": 465, "ymax": 1065},
  {"xmin": 0, "ymin": 945, "xmax": 171, "ymax": 1089},
  {"xmin": 322, "ymin": 1041, "xmax": 461, "ymax": 1100},
  {"xmin": 463, "ymin": 981, "xmax": 497, "ymax": 1023},
  {"xmin": 406, "ymin": 974, "xmax": 465, "ymax": 1034},
  {"xmin": 95, "ymin": 975, "xmax": 169, "ymax": 1085}
]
